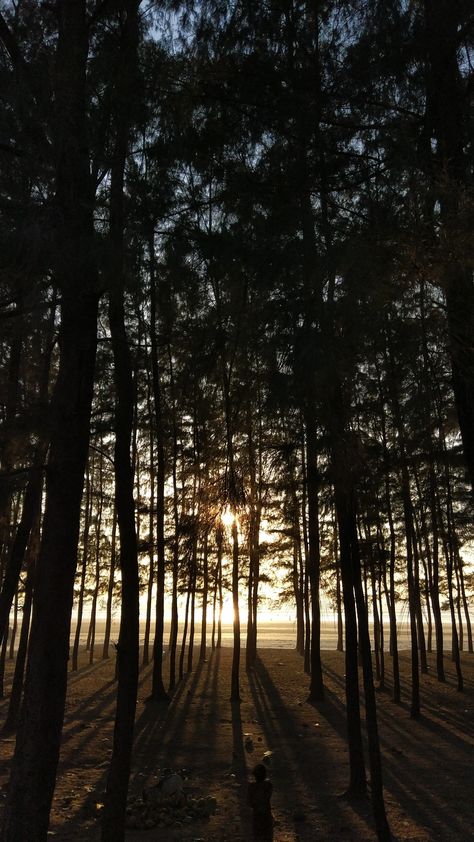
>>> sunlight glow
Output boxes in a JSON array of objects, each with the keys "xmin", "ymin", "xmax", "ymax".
[
  {"xmin": 219, "ymin": 596, "xmax": 236, "ymax": 624},
  {"xmin": 221, "ymin": 506, "xmax": 236, "ymax": 529}
]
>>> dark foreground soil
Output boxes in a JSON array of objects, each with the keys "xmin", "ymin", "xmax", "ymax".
[{"xmin": 1, "ymin": 647, "xmax": 473, "ymax": 841}]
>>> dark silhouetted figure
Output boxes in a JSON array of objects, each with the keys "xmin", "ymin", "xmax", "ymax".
[{"xmin": 246, "ymin": 763, "xmax": 274, "ymax": 841}]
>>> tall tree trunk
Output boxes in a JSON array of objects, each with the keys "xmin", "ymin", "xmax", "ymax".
[
  {"xmin": 101, "ymin": 5, "xmax": 140, "ymax": 838},
  {"xmin": 3, "ymin": 510, "xmax": 40, "ymax": 732},
  {"xmin": 352, "ymin": 530, "xmax": 391, "ymax": 841},
  {"xmin": 333, "ymin": 476, "xmax": 367, "ymax": 799},
  {"xmin": 245, "ymin": 388, "xmax": 261, "ymax": 670},
  {"xmin": 167, "ymin": 343, "xmax": 180, "ymax": 689},
  {"xmin": 8, "ymin": 592, "xmax": 18, "ymax": 660},
  {"xmin": 412, "ymin": 529, "xmax": 427, "ymax": 675},
  {"xmin": 179, "ymin": 568, "xmax": 192, "ymax": 681},
  {"xmin": 230, "ymin": 519, "xmax": 241, "ymax": 702},
  {"xmin": 0, "ymin": 444, "xmax": 46, "ymax": 649},
  {"xmin": 419, "ymin": 279, "xmax": 445, "ymax": 679},
  {"xmin": 456, "ymin": 550, "xmax": 473, "ymax": 653},
  {"xmin": 300, "ymin": 434, "xmax": 311, "ymax": 673},
  {"xmin": 142, "ymin": 409, "xmax": 155, "ymax": 668},
  {"xmin": 385, "ymin": 328, "xmax": 420, "ymax": 718},
  {"xmin": 305, "ymin": 412, "xmax": 324, "ymax": 702},
  {"xmin": 0, "ymin": 295, "xmax": 23, "ymax": 558},
  {"xmin": 378, "ymin": 397, "xmax": 401, "ymax": 703},
  {"xmin": 187, "ymin": 555, "xmax": 197, "ymax": 673},
  {"xmin": 216, "ymin": 526, "xmax": 223, "ymax": 649},
  {"xmin": 102, "ymin": 294, "xmax": 140, "ymax": 841},
  {"xmin": 0, "ymin": 630, "xmax": 8, "ymax": 699},
  {"xmin": 149, "ymin": 233, "xmax": 168, "ymax": 702},
  {"xmin": 102, "ymin": 510, "xmax": 117, "ymax": 661},
  {"xmin": 89, "ymin": 450, "xmax": 104, "ymax": 665},
  {"xmin": 72, "ymin": 464, "xmax": 93, "ymax": 672},
  {"xmin": 199, "ymin": 531, "xmax": 209, "ymax": 662},
  {"xmin": 2, "ymin": 3, "xmax": 98, "ymax": 836},
  {"xmin": 438, "ymin": 495, "xmax": 464, "ymax": 691}
]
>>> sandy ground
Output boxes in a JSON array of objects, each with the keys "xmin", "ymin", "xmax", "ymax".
[{"xmin": 0, "ymin": 647, "xmax": 473, "ymax": 841}]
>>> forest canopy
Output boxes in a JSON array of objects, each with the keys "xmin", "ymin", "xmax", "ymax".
[{"xmin": 0, "ymin": 1, "xmax": 472, "ymax": 841}]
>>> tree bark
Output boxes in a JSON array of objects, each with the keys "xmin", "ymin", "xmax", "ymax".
[
  {"xmin": 2, "ymin": 2, "xmax": 98, "ymax": 836},
  {"xmin": 100, "ymin": 4, "xmax": 140, "ymax": 836}
]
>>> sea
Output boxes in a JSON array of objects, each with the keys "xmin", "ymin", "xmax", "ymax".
[{"xmin": 69, "ymin": 617, "xmax": 462, "ymax": 651}]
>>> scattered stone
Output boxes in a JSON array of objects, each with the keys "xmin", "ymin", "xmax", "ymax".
[
  {"xmin": 143, "ymin": 771, "xmax": 184, "ymax": 805},
  {"xmin": 124, "ymin": 777, "xmax": 218, "ymax": 831}
]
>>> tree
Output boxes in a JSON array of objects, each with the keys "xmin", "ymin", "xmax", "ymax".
[{"xmin": 2, "ymin": 2, "xmax": 99, "ymax": 837}]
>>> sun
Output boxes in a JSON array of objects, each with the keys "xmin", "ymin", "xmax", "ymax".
[
  {"xmin": 221, "ymin": 506, "xmax": 236, "ymax": 529},
  {"xmin": 219, "ymin": 596, "xmax": 236, "ymax": 624}
]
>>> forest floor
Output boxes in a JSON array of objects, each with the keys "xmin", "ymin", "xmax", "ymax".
[{"xmin": 0, "ymin": 647, "xmax": 473, "ymax": 841}]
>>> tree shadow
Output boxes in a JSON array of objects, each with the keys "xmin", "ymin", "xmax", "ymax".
[{"xmin": 248, "ymin": 655, "xmax": 375, "ymax": 841}]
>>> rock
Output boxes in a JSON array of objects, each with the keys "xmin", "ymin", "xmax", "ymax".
[
  {"xmin": 144, "ymin": 818, "xmax": 157, "ymax": 829},
  {"xmin": 125, "ymin": 815, "xmax": 139, "ymax": 829},
  {"xmin": 143, "ymin": 772, "xmax": 184, "ymax": 805}
]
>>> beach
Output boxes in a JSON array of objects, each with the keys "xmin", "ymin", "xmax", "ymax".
[{"xmin": 1, "ymin": 645, "xmax": 472, "ymax": 841}]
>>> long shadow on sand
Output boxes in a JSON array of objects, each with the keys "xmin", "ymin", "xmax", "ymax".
[{"xmin": 248, "ymin": 656, "xmax": 375, "ymax": 841}]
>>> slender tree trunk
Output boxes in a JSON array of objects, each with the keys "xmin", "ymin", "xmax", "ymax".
[
  {"xmin": 102, "ymin": 510, "xmax": 117, "ymax": 660},
  {"xmin": 334, "ymin": 479, "xmax": 367, "ymax": 798},
  {"xmin": 377, "ymin": 573, "xmax": 385, "ymax": 692},
  {"xmin": 419, "ymin": 280, "xmax": 445, "ymax": 678},
  {"xmin": 352, "ymin": 533, "xmax": 391, "ymax": 841},
  {"xmin": 0, "ymin": 630, "xmax": 8, "ymax": 699},
  {"xmin": 101, "ymin": 5, "xmax": 140, "ymax": 836},
  {"xmin": 336, "ymin": 562, "xmax": 344, "ymax": 653},
  {"xmin": 0, "ymin": 296, "xmax": 23, "ymax": 558},
  {"xmin": 245, "ymin": 393, "xmax": 261, "ymax": 670},
  {"xmin": 305, "ymin": 413, "xmax": 324, "ymax": 702},
  {"xmin": 199, "ymin": 531, "xmax": 209, "ymax": 662},
  {"xmin": 216, "ymin": 526, "xmax": 223, "ymax": 649},
  {"xmin": 412, "ymin": 531, "xmax": 427, "ymax": 675},
  {"xmin": 456, "ymin": 551, "xmax": 473, "ymax": 653},
  {"xmin": 230, "ymin": 519, "xmax": 241, "ymax": 702},
  {"xmin": 376, "ymin": 386, "xmax": 401, "ymax": 703},
  {"xmin": 187, "ymin": 558, "xmax": 196, "ymax": 674},
  {"xmin": 102, "ymin": 292, "xmax": 140, "ymax": 840},
  {"xmin": 179, "ymin": 570, "xmax": 192, "ymax": 681},
  {"xmin": 168, "ymin": 345, "xmax": 180, "ymax": 689},
  {"xmin": 385, "ymin": 328, "xmax": 420, "ymax": 717},
  {"xmin": 438, "ymin": 500, "xmax": 464, "ymax": 691},
  {"xmin": 3, "ymin": 512, "xmax": 40, "ymax": 732},
  {"xmin": 8, "ymin": 592, "xmax": 18, "ymax": 660},
  {"xmin": 211, "ymin": 558, "xmax": 218, "ymax": 652},
  {"xmin": 0, "ymin": 445, "xmax": 47, "ymax": 649},
  {"xmin": 301, "ymin": 435, "xmax": 311, "ymax": 672},
  {"xmin": 72, "ymin": 465, "xmax": 93, "ymax": 672},
  {"xmin": 142, "ymin": 413, "xmax": 155, "ymax": 668},
  {"xmin": 89, "ymin": 452, "xmax": 104, "ymax": 665},
  {"xmin": 149, "ymin": 233, "xmax": 168, "ymax": 702}
]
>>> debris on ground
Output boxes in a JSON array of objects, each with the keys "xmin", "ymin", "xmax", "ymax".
[{"xmin": 121, "ymin": 769, "xmax": 218, "ymax": 830}]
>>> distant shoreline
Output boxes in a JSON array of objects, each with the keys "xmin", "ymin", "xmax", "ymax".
[{"xmin": 68, "ymin": 618, "xmax": 464, "ymax": 651}]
